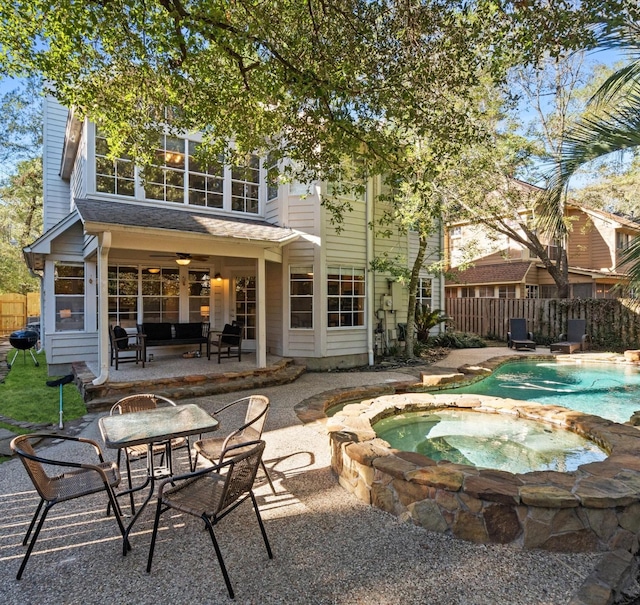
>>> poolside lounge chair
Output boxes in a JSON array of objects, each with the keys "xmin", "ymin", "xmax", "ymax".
[
  {"xmin": 507, "ymin": 318, "xmax": 536, "ymax": 350},
  {"xmin": 550, "ymin": 319, "xmax": 588, "ymax": 354}
]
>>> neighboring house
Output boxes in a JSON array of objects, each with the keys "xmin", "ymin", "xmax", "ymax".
[
  {"xmin": 445, "ymin": 202, "xmax": 639, "ymax": 299},
  {"xmin": 25, "ymin": 97, "xmax": 444, "ymax": 378}
]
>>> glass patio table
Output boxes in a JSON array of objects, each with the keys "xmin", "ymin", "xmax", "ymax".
[{"xmin": 99, "ymin": 403, "xmax": 219, "ymax": 554}]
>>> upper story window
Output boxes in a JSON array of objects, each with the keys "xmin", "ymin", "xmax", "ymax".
[
  {"xmin": 93, "ymin": 129, "xmax": 261, "ymax": 215},
  {"xmin": 616, "ymin": 231, "xmax": 631, "ymax": 250},
  {"xmin": 96, "ymin": 134, "xmax": 135, "ymax": 197},
  {"xmin": 231, "ymin": 155, "xmax": 260, "ymax": 213},
  {"xmin": 143, "ymin": 136, "xmax": 185, "ymax": 203},
  {"xmin": 188, "ymin": 141, "xmax": 223, "ymax": 208}
]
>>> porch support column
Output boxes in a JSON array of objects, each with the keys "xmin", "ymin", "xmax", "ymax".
[
  {"xmin": 257, "ymin": 256, "xmax": 267, "ymax": 367},
  {"xmin": 92, "ymin": 231, "xmax": 111, "ymax": 385}
]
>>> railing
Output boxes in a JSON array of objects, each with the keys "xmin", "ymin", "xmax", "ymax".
[
  {"xmin": 445, "ymin": 297, "xmax": 640, "ymax": 349},
  {"xmin": 0, "ymin": 293, "xmax": 40, "ymax": 336}
]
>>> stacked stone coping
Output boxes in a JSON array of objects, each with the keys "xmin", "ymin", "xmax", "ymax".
[{"xmin": 328, "ymin": 392, "xmax": 640, "ymax": 553}]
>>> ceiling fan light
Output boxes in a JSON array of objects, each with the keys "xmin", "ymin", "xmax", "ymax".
[
  {"xmin": 147, "ymin": 267, "xmax": 161, "ymax": 274},
  {"xmin": 175, "ymin": 257, "xmax": 191, "ymax": 266}
]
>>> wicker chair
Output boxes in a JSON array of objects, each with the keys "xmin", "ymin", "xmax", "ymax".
[
  {"xmin": 146, "ymin": 440, "xmax": 273, "ymax": 599},
  {"xmin": 110, "ymin": 394, "xmax": 194, "ymax": 513},
  {"xmin": 192, "ymin": 395, "xmax": 276, "ymax": 493},
  {"xmin": 10, "ymin": 433, "xmax": 126, "ymax": 580}
]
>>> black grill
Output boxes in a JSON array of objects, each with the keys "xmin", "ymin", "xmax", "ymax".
[{"xmin": 8, "ymin": 329, "xmax": 39, "ymax": 368}]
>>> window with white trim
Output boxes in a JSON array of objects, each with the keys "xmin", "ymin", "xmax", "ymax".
[
  {"xmin": 231, "ymin": 155, "xmax": 260, "ymax": 213},
  {"xmin": 141, "ymin": 267, "xmax": 180, "ymax": 322},
  {"xmin": 55, "ymin": 263, "xmax": 85, "ymax": 331},
  {"xmin": 143, "ymin": 135, "xmax": 185, "ymax": 203},
  {"xmin": 108, "ymin": 265, "xmax": 138, "ymax": 328},
  {"xmin": 525, "ymin": 284, "xmax": 539, "ymax": 299},
  {"xmin": 188, "ymin": 270, "xmax": 211, "ymax": 322},
  {"xmin": 290, "ymin": 267, "xmax": 313, "ymax": 329},
  {"xmin": 235, "ymin": 277, "xmax": 256, "ymax": 340},
  {"xmin": 497, "ymin": 285, "xmax": 516, "ymax": 298},
  {"xmin": 188, "ymin": 142, "xmax": 223, "ymax": 208},
  {"xmin": 95, "ymin": 133, "xmax": 135, "ymax": 196},
  {"xmin": 417, "ymin": 278, "xmax": 432, "ymax": 310},
  {"xmin": 327, "ymin": 267, "xmax": 365, "ymax": 328},
  {"xmin": 94, "ymin": 130, "xmax": 263, "ymax": 215}
]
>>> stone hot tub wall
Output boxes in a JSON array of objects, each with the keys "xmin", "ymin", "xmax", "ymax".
[{"xmin": 328, "ymin": 393, "xmax": 640, "ymax": 553}]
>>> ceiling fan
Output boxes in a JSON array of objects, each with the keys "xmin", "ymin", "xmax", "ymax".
[{"xmin": 149, "ymin": 252, "xmax": 210, "ymax": 264}]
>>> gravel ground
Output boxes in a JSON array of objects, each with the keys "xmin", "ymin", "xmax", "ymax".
[{"xmin": 0, "ymin": 364, "xmax": 602, "ymax": 605}]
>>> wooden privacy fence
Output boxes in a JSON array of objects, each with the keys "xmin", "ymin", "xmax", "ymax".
[
  {"xmin": 0, "ymin": 293, "xmax": 40, "ymax": 336},
  {"xmin": 445, "ymin": 297, "xmax": 640, "ymax": 350}
]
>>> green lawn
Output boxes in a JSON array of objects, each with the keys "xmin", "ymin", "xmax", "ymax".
[{"xmin": 0, "ymin": 350, "xmax": 87, "ymax": 424}]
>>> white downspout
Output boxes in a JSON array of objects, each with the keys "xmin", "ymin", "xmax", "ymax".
[
  {"xmin": 92, "ymin": 231, "xmax": 111, "ymax": 385},
  {"xmin": 366, "ymin": 177, "xmax": 375, "ymax": 366}
]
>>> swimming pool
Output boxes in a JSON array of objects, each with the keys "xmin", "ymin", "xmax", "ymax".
[{"xmin": 444, "ymin": 360, "xmax": 640, "ymax": 423}]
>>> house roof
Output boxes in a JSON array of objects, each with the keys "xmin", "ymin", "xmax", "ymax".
[
  {"xmin": 23, "ymin": 199, "xmax": 301, "ymax": 271},
  {"xmin": 74, "ymin": 198, "xmax": 300, "ymax": 244},
  {"xmin": 446, "ymin": 262, "xmax": 534, "ymax": 286},
  {"xmin": 445, "ymin": 260, "xmax": 628, "ymax": 288}
]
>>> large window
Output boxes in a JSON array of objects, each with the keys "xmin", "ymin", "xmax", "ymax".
[
  {"xmin": 95, "ymin": 130, "xmax": 263, "ymax": 215},
  {"xmin": 231, "ymin": 155, "xmax": 260, "ymax": 213},
  {"xmin": 188, "ymin": 142, "xmax": 224, "ymax": 208},
  {"xmin": 327, "ymin": 267, "xmax": 365, "ymax": 328},
  {"xmin": 290, "ymin": 267, "xmax": 313, "ymax": 329},
  {"xmin": 95, "ymin": 133, "xmax": 135, "ymax": 196},
  {"xmin": 143, "ymin": 135, "xmax": 185, "ymax": 203},
  {"xmin": 108, "ymin": 266, "xmax": 138, "ymax": 328},
  {"xmin": 54, "ymin": 263, "xmax": 85, "ymax": 331},
  {"xmin": 141, "ymin": 267, "xmax": 180, "ymax": 322},
  {"xmin": 235, "ymin": 276, "xmax": 256, "ymax": 340}
]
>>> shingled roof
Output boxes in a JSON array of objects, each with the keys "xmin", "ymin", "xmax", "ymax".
[
  {"xmin": 74, "ymin": 198, "xmax": 298, "ymax": 243},
  {"xmin": 446, "ymin": 262, "xmax": 534, "ymax": 286}
]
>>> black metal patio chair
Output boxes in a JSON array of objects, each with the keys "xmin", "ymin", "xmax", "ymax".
[
  {"xmin": 146, "ymin": 440, "xmax": 273, "ymax": 599},
  {"xmin": 10, "ymin": 433, "xmax": 126, "ymax": 580}
]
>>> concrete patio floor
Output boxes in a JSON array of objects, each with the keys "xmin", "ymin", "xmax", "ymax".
[{"xmin": 0, "ymin": 346, "xmax": 635, "ymax": 604}]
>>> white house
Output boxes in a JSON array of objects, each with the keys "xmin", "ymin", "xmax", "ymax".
[{"xmin": 25, "ymin": 97, "xmax": 444, "ymax": 380}]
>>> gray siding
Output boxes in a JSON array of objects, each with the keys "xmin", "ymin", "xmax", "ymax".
[
  {"xmin": 43, "ymin": 97, "xmax": 72, "ymax": 230},
  {"xmin": 265, "ymin": 261, "xmax": 283, "ymax": 355},
  {"xmin": 70, "ymin": 129, "xmax": 87, "ymax": 203}
]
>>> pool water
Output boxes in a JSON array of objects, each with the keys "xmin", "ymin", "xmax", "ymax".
[
  {"xmin": 446, "ymin": 360, "xmax": 640, "ymax": 424},
  {"xmin": 373, "ymin": 409, "xmax": 607, "ymax": 474}
]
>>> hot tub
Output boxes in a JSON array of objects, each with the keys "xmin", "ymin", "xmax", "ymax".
[{"xmin": 328, "ymin": 393, "xmax": 640, "ymax": 552}]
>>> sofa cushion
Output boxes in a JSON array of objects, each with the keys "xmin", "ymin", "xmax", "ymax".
[
  {"xmin": 174, "ymin": 323, "xmax": 203, "ymax": 340},
  {"xmin": 143, "ymin": 322, "xmax": 172, "ymax": 341}
]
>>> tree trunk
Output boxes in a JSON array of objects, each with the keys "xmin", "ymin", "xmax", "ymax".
[{"xmin": 404, "ymin": 236, "xmax": 428, "ymax": 359}]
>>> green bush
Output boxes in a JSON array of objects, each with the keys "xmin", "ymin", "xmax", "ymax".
[
  {"xmin": 415, "ymin": 307, "xmax": 450, "ymax": 342},
  {"xmin": 430, "ymin": 331, "xmax": 487, "ymax": 349}
]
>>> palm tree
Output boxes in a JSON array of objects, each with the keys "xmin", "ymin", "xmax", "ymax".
[{"xmin": 544, "ymin": 21, "xmax": 640, "ymax": 282}]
